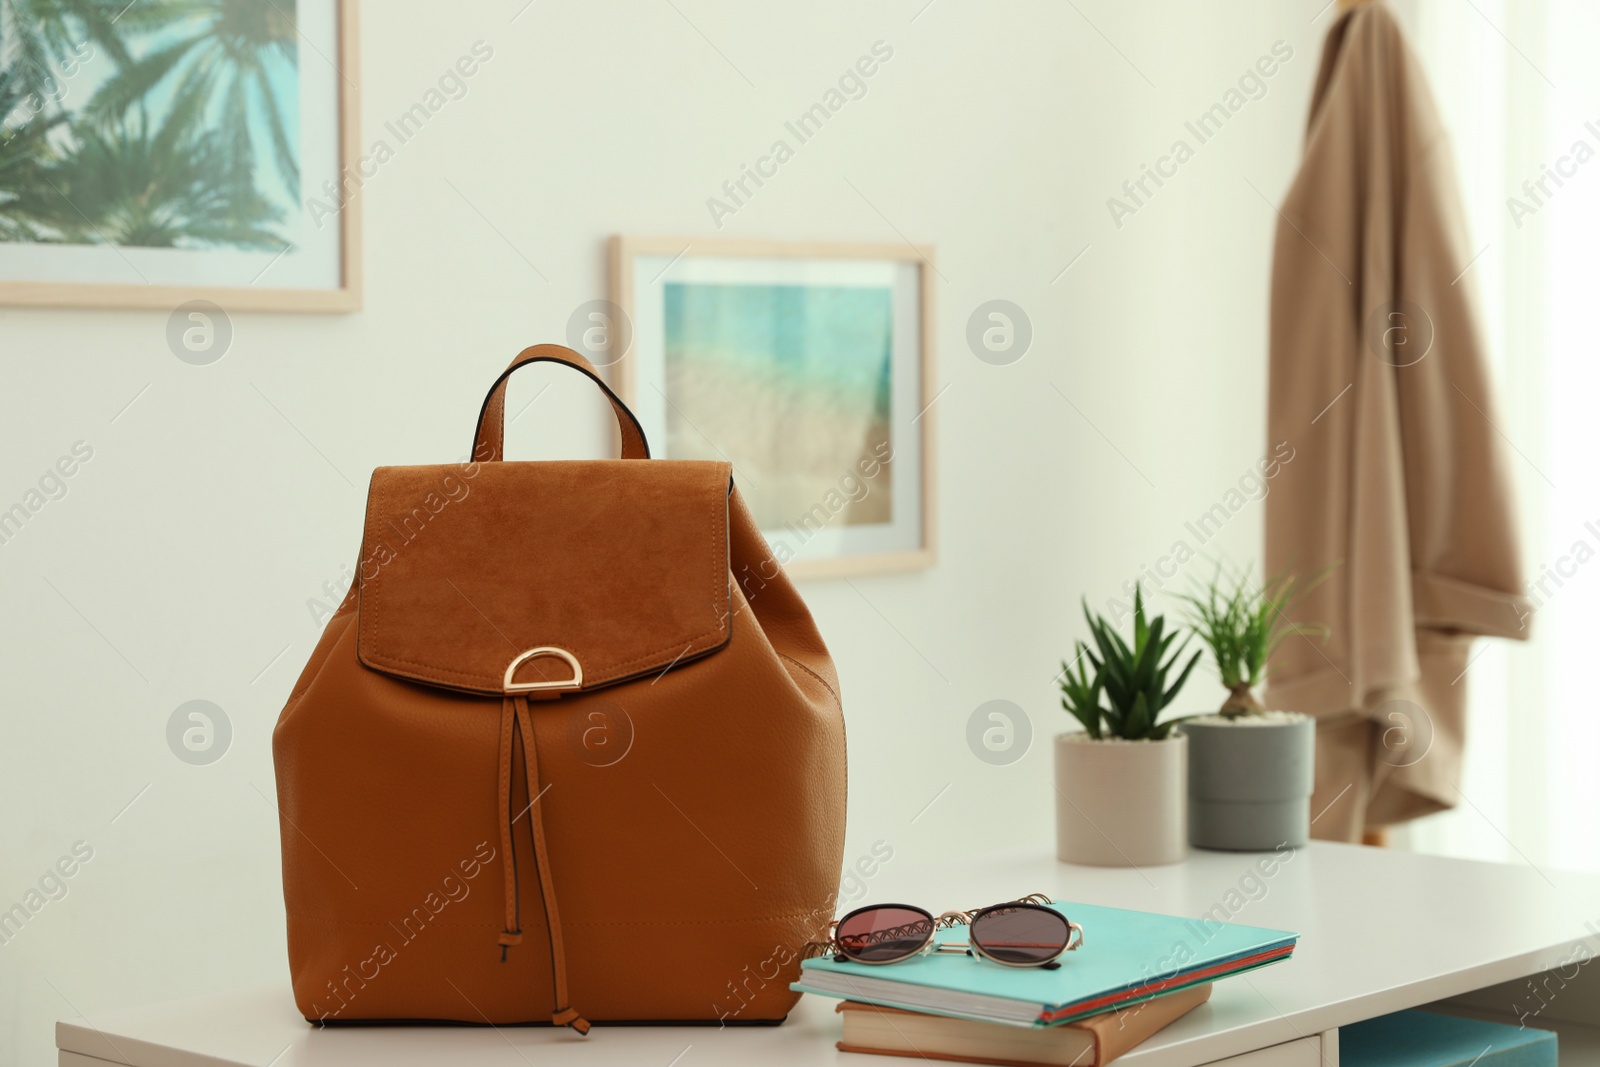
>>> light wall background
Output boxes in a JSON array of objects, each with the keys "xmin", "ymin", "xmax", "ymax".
[{"xmin": 0, "ymin": 1, "xmax": 1329, "ymax": 1062}]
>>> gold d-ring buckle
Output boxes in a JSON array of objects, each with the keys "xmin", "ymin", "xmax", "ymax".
[{"xmin": 503, "ymin": 647, "xmax": 583, "ymax": 693}]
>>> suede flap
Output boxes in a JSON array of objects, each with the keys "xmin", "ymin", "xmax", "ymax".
[{"xmin": 356, "ymin": 459, "xmax": 733, "ymax": 694}]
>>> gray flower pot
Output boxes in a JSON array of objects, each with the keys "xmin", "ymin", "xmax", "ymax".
[{"xmin": 1179, "ymin": 714, "xmax": 1314, "ymax": 851}]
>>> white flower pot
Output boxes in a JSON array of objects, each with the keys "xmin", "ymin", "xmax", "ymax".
[{"xmin": 1054, "ymin": 732, "xmax": 1187, "ymax": 867}]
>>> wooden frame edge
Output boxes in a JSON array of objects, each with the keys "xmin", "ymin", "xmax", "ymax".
[
  {"xmin": 0, "ymin": 0, "xmax": 362, "ymax": 313},
  {"xmin": 607, "ymin": 234, "xmax": 635, "ymax": 400}
]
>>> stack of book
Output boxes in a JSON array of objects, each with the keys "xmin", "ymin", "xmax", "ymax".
[
  {"xmin": 834, "ymin": 982, "xmax": 1212, "ymax": 1066},
  {"xmin": 793, "ymin": 900, "xmax": 1298, "ymax": 1066}
]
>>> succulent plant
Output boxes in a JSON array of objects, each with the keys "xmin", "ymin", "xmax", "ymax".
[
  {"xmin": 1059, "ymin": 584, "xmax": 1202, "ymax": 740},
  {"xmin": 1058, "ymin": 639, "xmax": 1105, "ymax": 739},
  {"xmin": 1176, "ymin": 564, "xmax": 1329, "ymax": 719}
]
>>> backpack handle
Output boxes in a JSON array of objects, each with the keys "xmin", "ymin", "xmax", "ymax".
[{"xmin": 472, "ymin": 344, "xmax": 651, "ymax": 462}]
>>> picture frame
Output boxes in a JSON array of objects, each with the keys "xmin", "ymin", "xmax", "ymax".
[
  {"xmin": 610, "ymin": 235, "xmax": 937, "ymax": 580},
  {"xmin": 0, "ymin": 0, "xmax": 361, "ymax": 312}
]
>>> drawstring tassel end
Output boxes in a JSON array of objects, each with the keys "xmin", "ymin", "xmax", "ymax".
[
  {"xmin": 498, "ymin": 929, "xmax": 522, "ymax": 962},
  {"xmin": 552, "ymin": 1006, "xmax": 591, "ymax": 1035}
]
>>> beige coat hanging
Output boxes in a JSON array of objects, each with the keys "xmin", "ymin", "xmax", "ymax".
[{"xmin": 1264, "ymin": 2, "xmax": 1530, "ymax": 838}]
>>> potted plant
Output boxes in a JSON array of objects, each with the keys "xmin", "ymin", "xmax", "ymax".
[
  {"xmin": 1175, "ymin": 567, "xmax": 1326, "ymax": 851},
  {"xmin": 1055, "ymin": 585, "xmax": 1202, "ymax": 867}
]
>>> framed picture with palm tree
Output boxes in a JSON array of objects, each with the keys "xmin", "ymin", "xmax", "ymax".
[{"xmin": 0, "ymin": 0, "xmax": 360, "ymax": 311}]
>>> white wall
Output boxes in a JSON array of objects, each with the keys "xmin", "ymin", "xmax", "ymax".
[{"xmin": 0, "ymin": 1, "xmax": 1325, "ymax": 1061}]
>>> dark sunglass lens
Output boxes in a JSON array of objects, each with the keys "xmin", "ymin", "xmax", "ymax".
[
  {"xmin": 970, "ymin": 904, "xmax": 1070, "ymax": 965},
  {"xmin": 835, "ymin": 906, "xmax": 934, "ymax": 963}
]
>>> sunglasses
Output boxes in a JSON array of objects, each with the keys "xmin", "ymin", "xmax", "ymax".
[{"xmin": 807, "ymin": 894, "xmax": 1084, "ymax": 969}]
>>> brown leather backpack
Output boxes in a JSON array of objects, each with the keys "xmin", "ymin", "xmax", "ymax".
[{"xmin": 272, "ymin": 345, "xmax": 847, "ymax": 1031}]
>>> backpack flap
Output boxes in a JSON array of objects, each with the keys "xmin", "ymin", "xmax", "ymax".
[{"xmin": 355, "ymin": 459, "xmax": 733, "ymax": 695}]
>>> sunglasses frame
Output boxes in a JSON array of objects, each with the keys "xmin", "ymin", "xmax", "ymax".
[{"xmin": 814, "ymin": 895, "xmax": 1085, "ymax": 969}]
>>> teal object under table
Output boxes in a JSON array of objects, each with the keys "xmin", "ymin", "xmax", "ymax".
[{"xmin": 1340, "ymin": 1009, "xmax": 1556, "ymax": 1067}]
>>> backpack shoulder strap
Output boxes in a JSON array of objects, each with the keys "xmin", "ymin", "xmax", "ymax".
[{"xmin": 472, "ymin": 344, "xmax": 650, "ymax": 462}]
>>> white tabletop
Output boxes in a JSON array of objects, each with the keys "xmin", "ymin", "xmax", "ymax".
[{"xmin": 58, "ymin": 842, "xmax": 1600, "ymax": 1067}]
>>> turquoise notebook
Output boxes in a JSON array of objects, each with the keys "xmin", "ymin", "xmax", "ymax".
[
  {"xmin": 793, "ymin": 900, "xmax": 1296, "ymax": 1027},
  {"xmin": 1340, "ymin": 1010, "xmax": 1556, "ymax": 1067}
]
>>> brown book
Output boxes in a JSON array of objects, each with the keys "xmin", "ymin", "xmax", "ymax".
[{"xmin": 835, "ymin": 982, "xmax": 1211, "ymax": 1067}]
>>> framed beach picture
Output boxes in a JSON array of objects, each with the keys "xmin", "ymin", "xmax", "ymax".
[
  {"xmin": 0, "ymin": 0, "xmax": 359, "ymax": 311},
  {"xmin": 611, "ymin": 236, "xmax": 936, "ymax": 580}
]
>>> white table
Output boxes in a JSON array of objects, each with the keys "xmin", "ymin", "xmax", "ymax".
[{"xmin": 58, "ymin": 842, "xmax": 1600, "ymax": 1066}]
